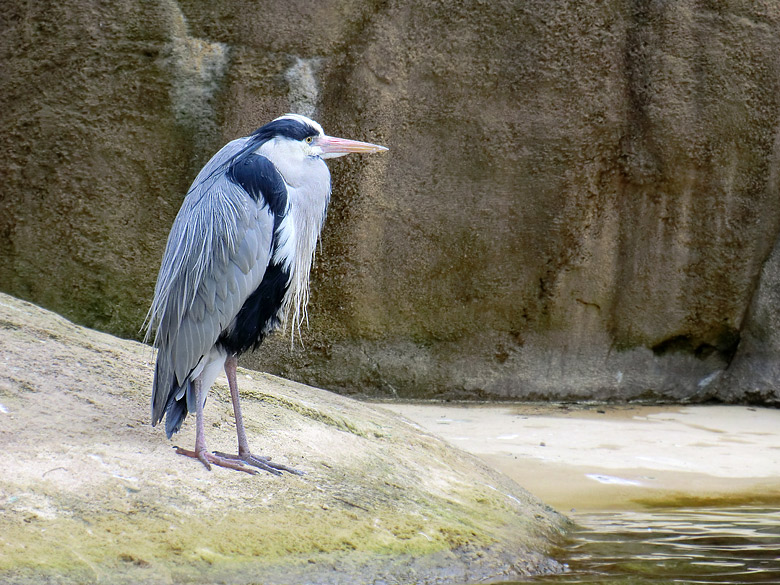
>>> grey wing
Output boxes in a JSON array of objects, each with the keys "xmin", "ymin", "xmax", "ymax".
[{"xmin": 146, "ymin": 176, "xmax": 274, "ymax": 427}]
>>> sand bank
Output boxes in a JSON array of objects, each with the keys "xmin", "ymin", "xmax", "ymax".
[{"xmin": 381, "ymin": 403, "xmax": 780, "ymax": 511}]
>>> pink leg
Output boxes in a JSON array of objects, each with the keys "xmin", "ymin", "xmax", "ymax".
[
  {"xmin": 175, "ymin": 375, "xmax": 257, "ymax": 475},
  {"xmin": 212, "ymin": 355, "xmax": 303, "ymax": 476},
  {"xmin": 226, "ymin": 355, "xmax": 252, "ymax": 456}
]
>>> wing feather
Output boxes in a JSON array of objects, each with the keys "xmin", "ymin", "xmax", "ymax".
[
  {"xmin": 216, "ymin": 274, "xmax": 228, "ymax": 302},
  {"xmin": 205, "ymin": 276, "xmax": 217, "ymax": 311}
]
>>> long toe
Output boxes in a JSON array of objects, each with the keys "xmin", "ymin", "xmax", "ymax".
[
  {"xmin": 213, "ymin": 451, "xmax": 304, "ymax": 476},
  {"xmin": 248, "ymin": 454, "xmax": 304, "ymax": 476},
  {"xmin": 175, "ymin": 446, "xmax": 258, "ymax": 475}
]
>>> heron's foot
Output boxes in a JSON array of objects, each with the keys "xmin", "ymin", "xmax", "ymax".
[
  {"xmin": 213, "ymin": 450, "xmax": 304, "ymax": 476},
  {"xmin": 175, "ymin": 446, "xmax": 258, "ymax": 475}
]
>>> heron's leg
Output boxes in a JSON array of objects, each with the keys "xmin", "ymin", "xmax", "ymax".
[
  {"xmin": 175, "ymin": 376, "xmax": 256, "ymax": 475},
  {"xmin": 225, "ymin": 355, "xmax": 252, "ymax": 456},
  {"xmin": 193, "ymin": 377, "xmax": 209, "ymax": 453},
  {"xmin": 212, "ymin": 355, "xmax": 303, "ymax": 476}
]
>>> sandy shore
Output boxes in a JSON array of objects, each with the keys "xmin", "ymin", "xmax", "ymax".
[{"xmin": 380, "ymin": 403, "xmax": 780, "ymax": 511}]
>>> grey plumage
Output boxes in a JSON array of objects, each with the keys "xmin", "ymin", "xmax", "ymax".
[
  {"xmin": 145, "ymin": 137, "xmax": 274, "ymax": 433},
  {"xmin": 143, "ymin": 113, "xmax": 387, "ymax": 474}
]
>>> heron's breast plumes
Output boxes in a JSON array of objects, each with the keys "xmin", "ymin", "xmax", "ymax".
[{"xmin": 273, "ymin": 164, "xmax": 331, "ymax": 344}]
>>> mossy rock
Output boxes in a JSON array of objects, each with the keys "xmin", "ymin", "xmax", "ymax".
[{"xmin": 0, "ymin": 292, "xmax": 568, "ymax": 584}]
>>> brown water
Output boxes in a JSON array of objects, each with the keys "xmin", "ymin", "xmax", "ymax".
[{"xmin": 514, "ymin": 506, "xmax": 780, "ymax": 584}]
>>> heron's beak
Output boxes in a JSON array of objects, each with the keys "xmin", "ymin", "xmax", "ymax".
[{"xmin": 315, "ymin": 135, "xmax": 388, "ymax": 159}]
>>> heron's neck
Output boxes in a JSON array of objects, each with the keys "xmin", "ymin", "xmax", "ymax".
[{"xmin": 255, "ymin": 138, "xmax": 332, "ymax": 339}]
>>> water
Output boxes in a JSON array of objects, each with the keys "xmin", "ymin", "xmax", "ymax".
[
  {"xmin": 515, "ymin": 506, "xmax": 780, "ymax": 584},
  {"xmin": 381, "ymin": 403, "xmax": 780, "ymax": 584}
]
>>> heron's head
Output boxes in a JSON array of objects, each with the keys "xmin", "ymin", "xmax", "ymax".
[{"xmin": 252, "ymin": 114, "xmax": 388, "ymax": 161}]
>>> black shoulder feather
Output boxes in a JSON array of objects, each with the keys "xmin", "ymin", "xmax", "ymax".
[{"xmin": 227, "ymin": 153, "xmax": 287, "ymax": 217}]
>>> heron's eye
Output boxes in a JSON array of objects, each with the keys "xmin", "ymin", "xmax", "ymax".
[{"xmin": 305, "ymin": 136, "xmax": 314, "ymax": 144}]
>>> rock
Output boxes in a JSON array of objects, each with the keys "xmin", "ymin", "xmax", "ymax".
[
  {"xmin": 0, "ymin": 0, "xmax": 224, "ymax": 338},
  {"xmin": 247, "ymin": 0, "xmax": 780, "ymax": 402},
  {"xmin": 717, "ymin": 236, "xmax": 780, "ymax": 404},
  {"xmin": 0, "ymin": 292, "xmax": 567, "ymax": 584},
  {"xmin": 3, "ymin": 1, "xmax": 780, "ymax": 402}
]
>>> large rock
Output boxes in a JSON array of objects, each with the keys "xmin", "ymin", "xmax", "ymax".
[
  {"xmin": 0, "ymin": 292, "xmax": 567, "ymax": 584},
  {"xmin": 718, "ymin": 235, "xmax": 780, "ymax": 403},
  {"xmin": 0, "ymin": 0, "xmax": 227, "ymax": 338},
  {"xmin": 2, "ymin": 1, "xmax": 780, "ymax": 401}
]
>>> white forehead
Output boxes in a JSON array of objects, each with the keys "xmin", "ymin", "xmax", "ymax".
[{"xmin": 275, "ymin": 113, "xmax": 324, "ymax": 136}]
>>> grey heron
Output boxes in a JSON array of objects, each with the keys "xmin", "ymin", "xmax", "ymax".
[{"xmin": 144, "ymin": 114, "xmax": 387, "ymax": 475}]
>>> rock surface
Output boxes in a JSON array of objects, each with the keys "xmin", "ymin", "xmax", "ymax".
[
  {"xmin": 2, "ymin": 1, "xmax": 780, "ymax": 402},
  {"xmin": 0, "ymin": 293, "xmax": 567, "ymax": 584}
]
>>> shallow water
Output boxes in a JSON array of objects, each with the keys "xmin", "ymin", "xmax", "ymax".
[
  {"xmin": 382, "ymin": 403, "xmax": 780, "ymax": 584},
  {"xmin": 513, "ymin": 506, "xmax": 780, "ymax": 584}
]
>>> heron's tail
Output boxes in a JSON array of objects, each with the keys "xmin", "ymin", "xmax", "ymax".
[
  {"xmin": 152, "ymin": 354, "xmax": 190, "ymax": 438},
  {"xmin": 164, "ymin": 394, "xmax": 188, "ymax": 439}
]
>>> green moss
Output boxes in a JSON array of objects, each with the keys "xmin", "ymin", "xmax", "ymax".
[
  {"xmin": 240, "ymin": 387, "xmax": 373, "ymax": 438},
  {"xmin": 0, "ymin": 499, "xmax": 495, "ymax": 583},
  {"xmin": 0, "ymin": 467, "xmax": 554, "ymax": 585}
]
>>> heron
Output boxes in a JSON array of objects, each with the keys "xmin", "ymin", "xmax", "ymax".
[{"xmin": 143, "ymin": 114, "xmax": 387, "ymax": 475}]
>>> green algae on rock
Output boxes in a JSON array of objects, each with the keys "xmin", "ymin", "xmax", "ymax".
[{"xmin": 0, "ymin": 292, "xmax": 568, "ymax": 584}]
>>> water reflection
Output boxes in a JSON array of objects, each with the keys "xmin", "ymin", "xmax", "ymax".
[{"xmin": 518, "ymin": 507, "xmax": 780, "ymax": 584}]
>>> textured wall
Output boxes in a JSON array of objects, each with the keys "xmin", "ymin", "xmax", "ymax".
[
  {"xmin": 2, "ymin": 1, "xmax": 780, "ymax": 402},
  {"xmin": 0, "ymin": 0, "xmax": 227, "ymax": 336}
]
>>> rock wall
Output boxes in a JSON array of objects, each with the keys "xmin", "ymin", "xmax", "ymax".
[
  {"xmin": 0, "ymin": 0, "xmax": 226, "ymax": 336},
  {"xmin": 2, "ymin": 0, "xmax": 780, "ymax": 402}
]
